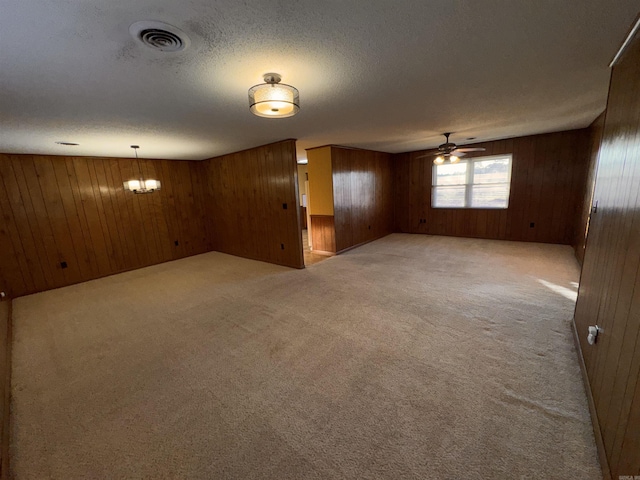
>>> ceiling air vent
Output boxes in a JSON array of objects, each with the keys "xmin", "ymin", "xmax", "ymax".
[
  {"xmin": 129, "ymin": 21, "xmax": 190, "ymax": 53},
  {"xmin": 140, "ymin": 29, "xmax": 183, "ymax": 52}
]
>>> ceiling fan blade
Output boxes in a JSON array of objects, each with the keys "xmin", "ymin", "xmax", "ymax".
[
  {"xmin": 453, "ymin": 147, "xmax": 486, "ymax": 153},
  {"xmin": 414, "ymin": 150, "xmax": 440, "ymax": 159}
]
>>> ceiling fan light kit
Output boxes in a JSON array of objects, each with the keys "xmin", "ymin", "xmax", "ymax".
[
  {"xmin": 419, "ymin": 133, "xmax": 487, "ymax": 164},
  {"xmin": 248, "ymin": 73, "xmax": 300, "ymax": 118}
]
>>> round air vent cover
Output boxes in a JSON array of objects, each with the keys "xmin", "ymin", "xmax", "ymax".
[{"xmin": 129, "ymin": 21, "xmax": 190, "ymax": 52}]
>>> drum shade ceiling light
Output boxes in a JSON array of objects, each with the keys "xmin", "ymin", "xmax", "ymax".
[{"xmin": 248, "ymin": 73, "xmax": 300, "ymax": 118}]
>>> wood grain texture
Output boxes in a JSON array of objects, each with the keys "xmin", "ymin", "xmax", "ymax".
[
  {"xmin": 393, "ymin": 129, "xmax": 591, "ymax": 245},
  {"xmin": 574, "ymin": 113, "xmax": 606, "ymax": 264},
  {"xmin": 202, "ymin": 140, "xmax": 304, "ymax": 269},
  {"xmin": 573, "ymin": 31, "xmax": 640, "ymax": 479},
  {"xmin": 572, "ymin": 319, "xmax": 612, "ymax": 480},
  {"xmin": 0, "ymin": 154, "xmax": 210, "ymax": 298},
  {"xmin": 309, "ymin": 215, "xmax": 336, "ymax": 254},
  {"xmin": 331, "ymin": 147, "xmax": 394, "ymax": 253}
]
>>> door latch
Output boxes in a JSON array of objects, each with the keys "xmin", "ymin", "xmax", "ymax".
[{"xmin": 587, "ymin": 325, "xmax": 602, "ymax": 345}]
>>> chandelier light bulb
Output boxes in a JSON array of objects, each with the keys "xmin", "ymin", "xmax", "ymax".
[{"xmin": 123, "ymin": 146, "xmax": 161, "ymax": 194}]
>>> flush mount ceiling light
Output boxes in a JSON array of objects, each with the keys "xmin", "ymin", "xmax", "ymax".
[
  {"xmin": 123, "ymin": 146, "xmax": 161, "ymax": 194},
  {"xmin": 129, "ymin": 21, "xmax": 190, "ymax": 52},
  {"xmin": 248, "ymin": 73, "xmax": 300, "ymax": 118}
]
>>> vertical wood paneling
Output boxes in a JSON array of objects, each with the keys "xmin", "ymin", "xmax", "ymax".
[
  {"xmin": 0, "ymin": 153, "xmax": 209, "ymax": 297},
  {"xmin": 202, "ymin": 140, "xmax": 303, "ymax": 269},
  {"xmin": 573, "ymin": 30, "xmax": 640, "ymax": 479},
  {"xmin": 22, "ymin": 157, "xmax": 71, "ymax": 287},
  {"xmin": 113, "ymin": 159, "xmax": 143, "ymax": 266},
  {"xmin": 574, "ymin": 114, "xmax": 606, "ymax": 264},
  {"xmin": 309, "ymin": 216, "xmax": 336, "ymax": 253},
  {"xmin": 0, "ymin": 158, "xmax": 49, "ymax": 291},
  {"xmin": 0, "ymin": 173, "xmax": 29, "ymax": 296},
  {"xmin": 52, "ymin": 158, "xmax": 92, "ymax": 282},
  {"xmin": 392, "ymin": 153, "xmax": 409, "ymax": 232},
  {"xmin": 393, "ymin": 129, "xmax": 590, "ymax": 244},
  {"xmin": 281, "ymin": 141, "xmax": 304, "ymax": 265},
  {"xmin": 93, "ymin": 158, "xmax": 128, "ymax": 271},
  {"xmin": 331, "ymin": 146, "xmax": 394, "ymax": 252},
  {"xmin": 68, "ymin": 157, "xmax": 113, "ymax": 276},
  {"xmin": 186, "ymin": 161, "xmax": 209, "ymax": 255}
]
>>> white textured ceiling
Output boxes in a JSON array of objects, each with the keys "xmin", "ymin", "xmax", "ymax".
[{"xmin": 1, "ymin": 1, "xmax": 638, "ymax": 161}]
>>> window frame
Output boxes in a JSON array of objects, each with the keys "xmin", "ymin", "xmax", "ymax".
[{"xmin": 431, "ymin": 154, "xmax": 513, "ymax": 209}]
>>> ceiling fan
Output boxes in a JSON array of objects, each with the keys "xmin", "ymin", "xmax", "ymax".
[{"xmin": 417, "ymin": 133, "xmax": 486, "ymax": 165}]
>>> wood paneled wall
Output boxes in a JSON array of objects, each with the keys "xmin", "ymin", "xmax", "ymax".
[
  {"xmin": 393, "ymin": 129, "xmax": 591, "ymax": 244},
  {"xmin": 574, "ymin": 113, "xmax": 606, "ymax": 264},
  {"xmin": 332, "ymin": 147, "xmax": 394, "ymax": 252},
  {"xmin": 573, "ymin": 28, "xmax": 640, "ymax": 479},
  {"xmin": 0, "ymin": 154, "xmax": 210, "ymax": 298},
  {"xmin": 202, "ymin": 139, "xmax": 304, "ymax": 269},
  {"xmin": 309, "ymin": 215, "xmax": 336, "ymax": 254},
  {"xmin": 0, "ymin": 140, "xmax": 305, "ymax": 297}
]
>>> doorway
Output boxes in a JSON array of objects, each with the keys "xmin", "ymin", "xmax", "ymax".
[{"xmin": 297, "ymin": 163, "xmax": 328, "ymax": 266}]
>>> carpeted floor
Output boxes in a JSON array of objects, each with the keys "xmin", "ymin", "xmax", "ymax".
[{"xmin": 11, "ymin": 234, "xmax": 601, "ymax": 479}]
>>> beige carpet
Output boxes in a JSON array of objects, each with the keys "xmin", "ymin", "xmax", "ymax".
[{"xmin": 11, "ymin": 234, "xmax": 600, "ymax": 479}]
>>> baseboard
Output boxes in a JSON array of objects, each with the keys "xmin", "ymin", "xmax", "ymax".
[
  {"xmin": 214, "ymin": 249, "xmax": 305, "ymax": 269},
  {"xmin": 336, "ymin": 232, "xmax": 392, "ymax": 255},
  {"xmin": 571, "ymin": 318, "xmax": 611, "ymax": 480},
  {"xmin": 309, "ymin": 249, "xmax": 335, "ymax": 257}
]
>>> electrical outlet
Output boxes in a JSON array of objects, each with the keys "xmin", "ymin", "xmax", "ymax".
[{"xmin": 60, "ymin": 261, "xmax": 68, "ymax": 269}]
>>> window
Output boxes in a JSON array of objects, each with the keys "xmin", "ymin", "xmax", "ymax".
[{"xmin": 432, "ymin": 155, "xmax": 512, "ymax": 208}]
